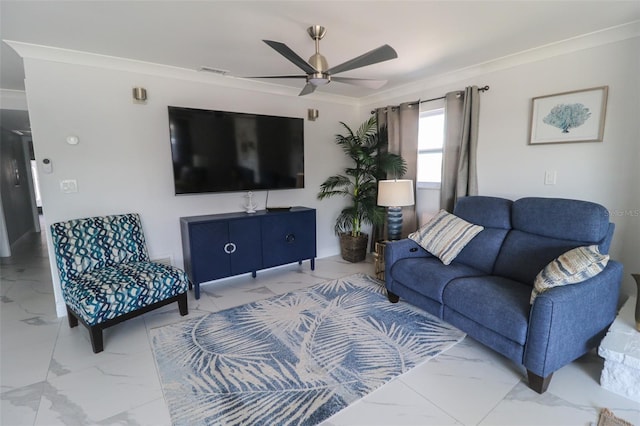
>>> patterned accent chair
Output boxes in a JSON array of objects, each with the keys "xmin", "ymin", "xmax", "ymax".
[{"xmin": 50, "ymin": 213, "xmax": 189, "ymax": 353}]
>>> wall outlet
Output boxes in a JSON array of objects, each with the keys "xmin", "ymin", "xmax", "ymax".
[
  {"xmin": 544, "ymin": 171, "xmax": 557, "ymax": 185},
  {"xmin": 60, "ymin": 179, "xmax": 78, "ymax": 193}
]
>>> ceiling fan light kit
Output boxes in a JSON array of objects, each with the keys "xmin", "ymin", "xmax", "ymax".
[{"xmin": 253, "ymin": 25, "xmax": 398, "ymax": 96}]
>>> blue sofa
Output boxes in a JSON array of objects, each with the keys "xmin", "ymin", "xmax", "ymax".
[{"xmin": 384, "ymin": 196, "xmax": 623, "ymax": 393}]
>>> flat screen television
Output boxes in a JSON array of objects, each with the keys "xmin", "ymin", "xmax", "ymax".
[{"xmin": 168, "ymin": 106, "xmax": 304, "ymax": 194}]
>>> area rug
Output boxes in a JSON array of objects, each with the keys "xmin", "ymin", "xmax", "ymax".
[{"xmin": 150, "ymin": 273, "xmax": 466, "ymax": 426}]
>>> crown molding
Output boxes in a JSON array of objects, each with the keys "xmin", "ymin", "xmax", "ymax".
[
  {"xmin": 3, "ymin": 40, "xmax": 359, "ymax": 107},
  {"xmin": 358, "ymin": 20, "xmax": 640, "ymax": 107}
]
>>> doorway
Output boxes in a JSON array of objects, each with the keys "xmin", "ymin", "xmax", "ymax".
[{"xmin": 0, "ymin": 109, "xmax": 41, "ymax": 256}]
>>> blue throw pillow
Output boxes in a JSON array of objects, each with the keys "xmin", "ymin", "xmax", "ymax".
[
  {"xmin": 530, "ymin": 245, "xmax": 609, "ymax": 304},
  {"xmin": 409, "ymin": 210, "xmax": 484, "ymax": 265}
]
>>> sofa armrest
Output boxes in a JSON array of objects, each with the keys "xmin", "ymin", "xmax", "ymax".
[
  {"xmin": 384, "ymin": 239, "xmax": 432, "ymax": 285},
  {"xmin": 523, "ymin": 260, "xmax": 623, "ymax": 377}
]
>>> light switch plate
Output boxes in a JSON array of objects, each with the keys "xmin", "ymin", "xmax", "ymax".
[{"xmin": 544, "ymin": 171, "xmax": 557, "ymax": 185}]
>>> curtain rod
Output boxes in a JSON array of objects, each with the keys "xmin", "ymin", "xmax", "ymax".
[{"xmin": 371, "ymin": 85, "xmax": 490, "ymax": 114}]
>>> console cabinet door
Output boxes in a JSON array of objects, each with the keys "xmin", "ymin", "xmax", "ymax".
[
  {"xmin": 228, "ymin": 218, "xmax": 262, "ymax": 275},
  {"xmin": 188, "ymin": 217, "xmax": 262, "ymax": 282},
  {"xmin": 188, "ymin": 221, "xmax": 232, "ymax": 283},
  {"xmin": 262, "ymin": 210, "xmax": 316, "ymax": 268}
]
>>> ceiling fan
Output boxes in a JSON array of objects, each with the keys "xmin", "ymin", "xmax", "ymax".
[{"xmin": 250, "ymin": 25, "xmax": 398, "ymax": 96}]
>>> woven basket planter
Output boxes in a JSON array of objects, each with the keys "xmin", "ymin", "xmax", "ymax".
[{"xmin": 339, "ymin": 233, "xmax": 369, "ymax": 263}]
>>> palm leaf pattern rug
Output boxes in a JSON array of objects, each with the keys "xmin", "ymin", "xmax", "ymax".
[{"xmin": 150, "ymin": 273, "xmax": 465, "ymax": 425}]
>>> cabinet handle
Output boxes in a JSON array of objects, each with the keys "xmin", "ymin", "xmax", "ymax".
[
  {"xmin": 285, "ymin": 233, "xmax": 295, "ymax": 243},
  {"xmin": 224, "ymin": 242, "xmax": 237, "ymax": 254}
]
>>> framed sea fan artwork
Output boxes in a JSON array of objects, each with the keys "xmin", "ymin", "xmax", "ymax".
[{"xmin": 529, "ymin": 86, "xmax": 608, "ymax": 144}]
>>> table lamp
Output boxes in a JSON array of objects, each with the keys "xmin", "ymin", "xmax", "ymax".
[{"xmin": 377, "ymin": 179, "xmax": 415, "ymax": 240}]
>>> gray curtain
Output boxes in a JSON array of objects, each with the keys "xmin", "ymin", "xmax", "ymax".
[
  {"xmin": 440, "ymin": 86, "xmax": 480, "ymax": 212},
  {"xmin": 373, "ymin": 102, "xmax": 419, "ymax": 246}
]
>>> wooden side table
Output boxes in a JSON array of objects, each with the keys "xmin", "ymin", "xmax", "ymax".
[{"xmin": 373, "ymin": 240, "xmax": 388, "ymax": 281}]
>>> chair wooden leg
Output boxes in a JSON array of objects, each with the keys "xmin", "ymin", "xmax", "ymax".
[
  {"xmin": 89, "ymin": 325, "xmax": 104, "ymax": 353},
  {"xmin": 178, "ymin": 292, "xmax": 188, "ymax": 316},
  {"xmin": 387, "ymin": 290, "xmax": 400, "ymax": 303},
  {"xmin": 66, "ymin": 305, "xmax": 79, "ymax": 328},
  {"xmin": 527, "ymin": 370, "xmax": 552, "ymax": 394}
]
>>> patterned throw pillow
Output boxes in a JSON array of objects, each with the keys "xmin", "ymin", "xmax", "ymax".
[
  {"xmin": 408, "ymin": 209, "xmax": 484, "ymax": 265},
  {"xmin": 530, "ymin": 245, "xmax": 609, "ymax": 304}
]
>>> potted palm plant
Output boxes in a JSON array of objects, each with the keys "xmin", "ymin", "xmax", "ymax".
[{"xmin": 318, "ymin": 116, "xmax": 406, "ymax": 262}]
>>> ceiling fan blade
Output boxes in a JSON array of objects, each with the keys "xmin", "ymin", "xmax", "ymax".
[
  {"xmin": 263, "ymin": 40, "xmax": 318, "ymax": 74},
  {"xmin": 332, "ymin": 77, "xmax": 388, "ymax": 89},
  {"xmin": 299, "ymin": 83, "xmax": 317, "ymax": 96},
  {"xmin": 327, "ymin": 44, "xmax": 398, "ymax": 75},
  {"xmin": 246, "ymin": 75, "xmax": 308, "ymax": 79}
]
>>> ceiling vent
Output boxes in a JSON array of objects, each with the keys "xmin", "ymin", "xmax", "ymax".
[{"xmin": 198, "ymin": 66, "xmax": 229, "ymax": 76}]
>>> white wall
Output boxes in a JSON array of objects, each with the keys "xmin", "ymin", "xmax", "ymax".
[
  {"xmin": 361, "ymin": 36, "xmax": 640, "ymax": 298},
  {"xmin": 21, "ymin": 55, "xmax": 359, "ymax": 316}
]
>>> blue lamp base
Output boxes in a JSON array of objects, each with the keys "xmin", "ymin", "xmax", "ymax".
[{"xmin": 386, "ymin": 206, "xmax": 403, "ymax": 241}]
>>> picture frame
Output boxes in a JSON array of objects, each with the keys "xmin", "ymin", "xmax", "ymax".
[{"xmin": 529, "ymin": 86, "xmax": 608, "ymax": 145}]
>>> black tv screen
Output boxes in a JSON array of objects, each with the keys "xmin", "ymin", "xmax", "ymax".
[{"xmin": 168, "ymin": 106, "xmax": 304, "ymax": 194}]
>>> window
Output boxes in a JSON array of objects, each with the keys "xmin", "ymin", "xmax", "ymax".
[{"xmin": 417, "ymin": 107, "xmax": 445, "ymax": 188}]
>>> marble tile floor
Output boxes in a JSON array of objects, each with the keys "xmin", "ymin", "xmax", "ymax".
[{"xmin": 1, "ymin": 227, "xmax": 639, "ymax": 426}]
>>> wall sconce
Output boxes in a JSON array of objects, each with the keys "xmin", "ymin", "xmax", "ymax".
[
  {"xmin": 377, "ymin": 179, "xmax": 415, "ymax": 240},
  {"xmin": 132, "ymin": 87, "xmax": 147, "ymax": 103},
  {"xmin": 307, "ymin": 108, "xmax": 319, "ymax": 121}
]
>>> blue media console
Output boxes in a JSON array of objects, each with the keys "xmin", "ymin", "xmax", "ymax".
[{"xmin": 180, "ymin": 207, "xmax": 316, "ymax": 299}]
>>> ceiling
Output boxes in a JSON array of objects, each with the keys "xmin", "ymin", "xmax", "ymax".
[{"xmin": 1, "ymin": 0, "xmax": 639, "ymax": 131}]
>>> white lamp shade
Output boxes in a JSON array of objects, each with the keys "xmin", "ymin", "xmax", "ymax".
[{"xmin": 377, "ymin": 179, "xmax": 415, "ymax": 207}]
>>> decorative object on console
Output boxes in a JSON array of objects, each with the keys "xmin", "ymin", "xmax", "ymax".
[
  {"xmin": 244, "ymin": 191, "xmax": 258, "ymax": 213},
  {"xmin": 529, "ymin": 86, "xmax": 608, "ymax": 144},
  {"xmin": 317, "ymin": 116, "xmax": 406, "ymax": 262},
  {"xmin": 50, "ymin": 213, "xmax": 189, "ymax": 353},
  {"xmin": 377, "ymin": 179, "xmax": 415, "ymax": 240},
  {"xmin": 150, "ymin": 273, "xmax": 465, "ymax": 426}
]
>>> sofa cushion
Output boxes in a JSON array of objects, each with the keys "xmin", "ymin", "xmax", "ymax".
[
  {"xmin": 409, "ymin": 210, "xmax": 484, "ymax": 265},
  {"xmin": 530, "ymin": 245, "xmax": 609, "ymax": 304},
  {"xmin": 512, "ymin": 198, "xmax": 610, "ymax": 243},
  {"xmin": 452, "ymin": 196, "xmax": 512, "ymax": 274},
  {"xmin": 62, "ymin": 262, "xmax": 189, "ymax": 326},
  {"xmin": 493, "ymin": 230, "xmax": 593, "ymax": 286},
  {"xmin": 51, "ymin": 213, "xmax": 150, "ymax": 283},
  {"xmin": 390, "ymin": 257, "xmax": 484, "ymax": 304},
  {"xmin": 443, "ymin": 276, "xmax": 532, "ymax": 345},
  {"xmin": 454, "ymin": 228, "xmax": 510, "ymax": 274},
  {"xmin": 454, "ymin": 196, "xmax": 513, "ymax": 229}
]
